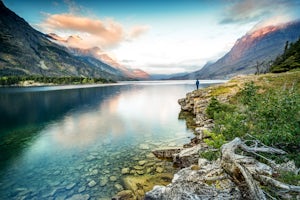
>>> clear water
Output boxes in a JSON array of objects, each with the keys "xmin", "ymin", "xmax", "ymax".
[{"xmin": 0, "ymin": 80, "xmax": 224, "ymax": 199}]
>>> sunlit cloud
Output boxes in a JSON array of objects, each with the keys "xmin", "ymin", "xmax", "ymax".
[
  {"xmin": 41, "ymin": 14, "xmax": 124, "ymax": 48},
  {"xmin": 39, "ymin": 0, "xmax": 149, "ymax": 50}
]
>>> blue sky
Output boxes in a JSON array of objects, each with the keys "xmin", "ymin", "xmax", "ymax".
[{"xmin": 4, "ymin": 0, "xmax": 300, "ymax": 74}]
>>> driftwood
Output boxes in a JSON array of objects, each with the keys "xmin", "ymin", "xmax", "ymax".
[{"xmin": 221, "ymin": 137, "xmax": 300, "ymax": 199}]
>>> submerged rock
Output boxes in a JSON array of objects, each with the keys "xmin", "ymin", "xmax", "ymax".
[
  {"xmin": 66, "ymin": 183, "xmax": 76, "ymax": 190},
  {"xmin": 133, "ymin": 165, "xmax": 144, "ymax": 170},
  {"xmin": 138, "ymin": 160, "xmax": 147, "ymax": 166},
  {"xmin": 121, "ymin": 168, "xmax": 130, "ymax": 175},
  {"xmin": 123, "ymin": 173, "xmax": 173, "ymax": 199},
  {"xmin": 86, "ymin": 155, "xmax": 96, "ymax": 161},
  {"xmin": 78, "ymin": 186, "xmax": 86, "ymax": 193},
  {"xmin": 66, "ymin": 194, "xmax": 90, "ymax": 200},
  {"xmin": 110, "ymin": 176, "xmax": 117, "ymax": 182},
  {"xmin": 152, "ymin": 147, "xmax": 182, "ymax": 159},
  {"xmin": 88, "ymin": 180, "xmax": 97, "ymax": 187},
  {"xmin": 114, "ymin": 183, "xmax": 124, "ymax": 191},
  {"xmin": 112, "ymin": 190, "xmax": 135, "ymax": 200},
  {"xmin": 100, "ymin": 177, "xmax": 108, "ymax": 187},
  {"xmin": 136, "ymin": 170, "xmax": 145, "ymax": 175}
]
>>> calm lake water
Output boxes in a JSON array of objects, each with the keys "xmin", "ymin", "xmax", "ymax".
[{"xmin": 0, "ymin": 80, "xmax": 225, "ymax": 199}]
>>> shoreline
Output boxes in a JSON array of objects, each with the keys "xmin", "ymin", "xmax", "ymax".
[{"xmin": 145, "ymin": 72, "xmax": 300, "ymax": 199}]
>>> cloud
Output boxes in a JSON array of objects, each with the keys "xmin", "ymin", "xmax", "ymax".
[
  {"xmin": 64, "ymin": 0, "xmax": 83, "ymax": 14},
  {"xmin": 129, "ymin": 25, "xmax": 150, "ymax": 39},
  {"xmin": 41, "ymin": 14, "xmax": 124, "ymax": 48},
  {"xmin": 39, "ymin": 1, "xmax": 149, "ymax": 50},
  {"xmin": 220, "ymin": 0, "xmax": 298, "ymax": 25}
]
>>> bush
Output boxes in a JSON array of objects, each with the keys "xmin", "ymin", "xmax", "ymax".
[
  {"xmin": 206, "ymin": 97, "xmax": 235, "ymax": 119},
  {"xmin": 203, "ymin": 130, "xmax": 226, "ymax": 149},
  {"xmin": 209, "ymin": 81, "xmax": 300, "ymax": 156}
]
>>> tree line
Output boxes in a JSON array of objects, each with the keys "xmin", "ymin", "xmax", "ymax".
[
  {"xmin": 270, "ymin": 37, "xmax": 300, "ymax": 73},
  {"xmin": 0, "ymin": 75, "xmax": 115, "ymax": 86}
]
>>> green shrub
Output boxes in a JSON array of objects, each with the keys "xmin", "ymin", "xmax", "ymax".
[
  {"xmin": 203, "ymin": 130, "xmax": 226, "ymax": 149},
  {"xmin": 210, "ymin": 81, "xmax": 300, "ymax": 159},
  {"xmin": 206, "ymin": 97, "xmax": 235, "ymax": 119},
  {"xmin": 200, "ymin": 150, "xmax": 220, "ymax": 161}
]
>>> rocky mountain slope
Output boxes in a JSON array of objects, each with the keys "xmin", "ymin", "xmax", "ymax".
[
  {"xmin": 178, "ymin": 21, "xmax": 300, "ymax": 79},
  {"xmin": 0, "ymin": 1, "xmax": 124, "ymax": 80},
  {"xmin": 47, "ymin": 34, "xmax": 150, "ymax": 80}
]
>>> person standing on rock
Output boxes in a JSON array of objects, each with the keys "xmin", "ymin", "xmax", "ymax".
[{"xmin": 196, "ymin": 79, "xmax": 200, "ymax": 90}]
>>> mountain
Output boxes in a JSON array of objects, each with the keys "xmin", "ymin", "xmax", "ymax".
[
  {"xmin": 150, "ymin": 72, "xmax": 189, "ymax": 80},
  {"xmin": 0, "ymin": 1, "xmax": 123, "ymax": 80},
  {"xmin": 180, "ymin": 21, "xmax": 300, "ymax": 79},
  {"xmin": 47, "ymin": 34, "xmax": 150, "ymax": 80}
]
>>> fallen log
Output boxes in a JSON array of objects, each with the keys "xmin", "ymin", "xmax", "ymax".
[{"xmin": 221, "ymin": 137, "xmax": 300, "ymax": 199}]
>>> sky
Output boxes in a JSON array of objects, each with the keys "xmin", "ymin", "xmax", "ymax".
[{"xmin": 4, "ymin": 0, "xmax": 300, "ymax": 74}]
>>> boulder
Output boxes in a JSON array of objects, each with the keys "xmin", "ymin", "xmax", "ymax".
[
  {"xmin": 173, "ymin": 144, "xmax": 205, "ymax": 168},
  {"xmin": 145, "ymin": 163, "xmax": 241, "ymax": 200}
]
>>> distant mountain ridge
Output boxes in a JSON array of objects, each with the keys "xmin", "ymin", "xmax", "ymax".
[
  {"xmin": 0, "ymin": 1, "xmax": 149, "ymax": 80},
  {"xmin": 47, "ymin": 33, "xmax": 150, "ymax": 80},
  {"xmin": 178, "ymin": 21, "xmax": 300, "ymax": 79}
]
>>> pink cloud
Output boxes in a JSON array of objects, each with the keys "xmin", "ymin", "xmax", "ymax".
[
  {"xmin": 42, "ymin": 14, "xmax": 124, "ymax": 48},
  {"xmin": 41, "ymin": 13, "xmax": 149, "ymax": 50}
]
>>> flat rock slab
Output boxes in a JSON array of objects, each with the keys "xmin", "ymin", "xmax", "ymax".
[{"xmin": 152, "ymin": 147, "xmax": 183, "ymax": 159}]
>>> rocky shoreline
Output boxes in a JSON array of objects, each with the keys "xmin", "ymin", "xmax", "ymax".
[{"xmin": 145, "ymin": 75, "xmax": 300, "ymax": 200}]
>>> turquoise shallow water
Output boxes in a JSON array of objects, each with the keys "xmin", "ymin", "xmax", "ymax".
[{"xmin": 0, "ymin": 80, "xmax": 223, "ymax": 199}]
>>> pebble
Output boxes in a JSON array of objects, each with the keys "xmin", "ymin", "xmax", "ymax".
[
  {"xmin": 53, "ymin": 170, "xmax": 61, "ymax": 175},
  {"xmin": 138, "ymin": 160, "xmax": 147, "ymax": 166},
  {"xmin": 90, "ymin": 152, "xmax": 98, "ymax": 156},
  {"xmin": 86, "ymin": 155, "xmax": 96, "ymax": 161},
  {"xmin": 88, "ymin": 180, "xmax": 97, "ymax": 187},
  {"xmin": 110, "ymin": 176, "xmax": 117, "ymax": 182},
  {"xmin": 114, "ymin": 183, "xmax": 124, "ymax": 191},
  {"xmin": 104, "ymin": 161, "xmax": 110, "ymax": 166},
  {"xmin": 91, "ymin": 169, "xmax": 98, "ymax": 175},
  {"xmin": 121, "ymin": 168, "xmax": 130, "ymax": 175},
  {"xmin": 66, "ymin": 194, "xmax": 90, "ymax": 200},
  {"xmin": 78, "ymin": 186, "xmax": 86, "ymax": 193},
  {"xmin": 132, "ymin": 157, "xmax": 139, "ymax": 161},
  {"xmin": 136, "ymin": 170, "xmax": 144, "ymax": 175},
  {"xmin": 145, "ymin": 162, "xmax": 156, "ymax": 167},
  {"xmin": 76, "ymin": 165, "xmax": 84, "ymax": 170},
  {"xmin": 146, "ymin": 167, "xmax": 154, "ymax": 174},
  {"xmin": 66, "ymin": 183, "xmax": 76, "ymax": 190},
  {"xmin": 133, "ymin": 165, "xmax": 144, "ymax": 170},
  {"xmin": 100, "ymin": 178, "xmax": 108, "ymax": 187}
]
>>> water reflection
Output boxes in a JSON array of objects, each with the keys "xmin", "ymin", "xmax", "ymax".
[{"xmin": 0, "ymin": 81, "xmax": 223, "ymax": 199}]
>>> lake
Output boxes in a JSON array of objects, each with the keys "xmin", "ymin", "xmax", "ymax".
[{"xmin": 0, "ymin": 80, "xmax": 225, "ymax": 199}]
